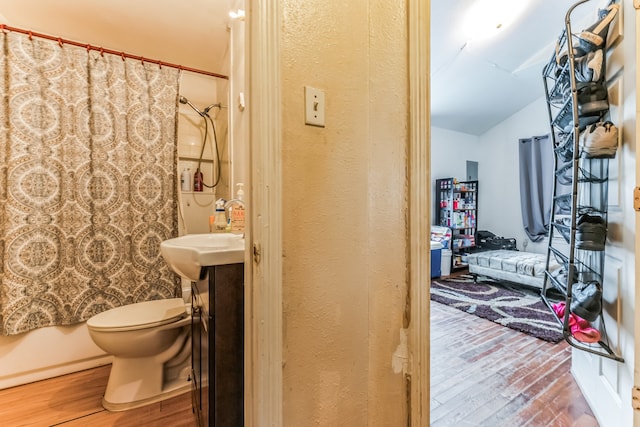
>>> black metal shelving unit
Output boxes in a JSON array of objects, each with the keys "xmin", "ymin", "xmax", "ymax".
[
  {"xmin": 435, "ymin": 178, "xmax": 478, "ymax": 269},
  {"xmin": 541, "ymin": 0, "xmax": 623, "ymax": 362}
]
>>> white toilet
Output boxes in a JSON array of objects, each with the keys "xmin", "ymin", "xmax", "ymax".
[{"xmin": 86, "ymin": 298, "xmax": 192, "ymax": 411}]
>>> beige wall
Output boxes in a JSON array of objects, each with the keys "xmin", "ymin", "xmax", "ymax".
[
  {"xmin": 177, "ymin": 73, "xmax": 222, "ymax": 234},
  {"xmin": 177, "ymin": 73, "xmax": 231, "ymax": 235},
  {"xmin": 280, "ymin": 0, "xmax": 409, "ymax": 424}
]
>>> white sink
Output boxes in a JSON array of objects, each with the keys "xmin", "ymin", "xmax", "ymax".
[{"xmin": 160, "ymin": 233, "xmax": 245, "ymax": 281}]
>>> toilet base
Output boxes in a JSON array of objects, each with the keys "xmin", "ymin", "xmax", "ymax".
[
  {"xmin": 103, "ymin": 377, "xmax": 191, "ymax": 412},
  {"xmin": 102, "ymin": 355, "xmax": 192, "ymax": 412}
]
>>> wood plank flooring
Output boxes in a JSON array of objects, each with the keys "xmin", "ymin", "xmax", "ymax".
[
  {"xmin": 0, "ymin": 302, "xmax": 598, "ymax": 426},
  {"xmin": 431, "ymin": 299, "xmax": 599, "ymax": 427},
  {"xmin": 0, "ymin": 364, "xmax": 197, "ymax": 426}
]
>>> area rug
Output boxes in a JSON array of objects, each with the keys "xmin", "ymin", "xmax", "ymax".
[{"xmin": 430, "ymin": 274, "xmax": 563, "ymax": 343}]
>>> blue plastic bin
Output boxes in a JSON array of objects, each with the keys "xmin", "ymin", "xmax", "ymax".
[{"xmin": 430, "ymin": 241, "xmax": 443, "ymax": 278}]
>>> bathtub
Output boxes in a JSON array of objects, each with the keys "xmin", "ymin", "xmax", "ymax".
[{"xmin": 0, "ymin": 322, "xmax": 111, "ymax": 390}]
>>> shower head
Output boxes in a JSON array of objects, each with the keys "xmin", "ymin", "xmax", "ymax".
[
  {"xmin": 179, "ymin": 96, "xmax": 224, "ymax": 117},
  {"xmin": 179, "ymin": 95, "xmax": 205, "ymax": 116}
]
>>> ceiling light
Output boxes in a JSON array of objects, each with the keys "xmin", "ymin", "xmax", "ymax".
[{"xmin": 461, "ymin": 0, "xmax": 529, "ymax": 42}]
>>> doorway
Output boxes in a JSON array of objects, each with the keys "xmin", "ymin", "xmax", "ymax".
[
  {"xmin": 429, "ymin": 1, "xmax": 637, "ymax": 426},
  {"xmin": 428, "ymin": 1, "xmax": 605, "ymax": 425}
]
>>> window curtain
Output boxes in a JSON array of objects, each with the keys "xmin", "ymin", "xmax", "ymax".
[
  {"xmin": 519, "ymin": 134, "xmax": 554, "ymax": 242},
  {"xmin": 0, "ymin": 31, "xmax": 180, "ymax": 335}
]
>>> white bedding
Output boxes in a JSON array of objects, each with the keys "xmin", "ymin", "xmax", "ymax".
[{"xmin": 467, "ymin": 250, "xmax": 560, "ymax": 289}]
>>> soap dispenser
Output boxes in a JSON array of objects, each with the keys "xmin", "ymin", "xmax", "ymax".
[
  {"xmin": 229, "ymin": 183, "xmax": 246, "ymax": 234},
  {"xmin": 212, "ymin": 199, "xmax": 227, "ymax": 232}
]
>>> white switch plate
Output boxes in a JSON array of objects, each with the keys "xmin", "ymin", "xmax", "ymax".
[{"xmin": 304, "ymin": 86, "xmax": 325, "ymax": 127}]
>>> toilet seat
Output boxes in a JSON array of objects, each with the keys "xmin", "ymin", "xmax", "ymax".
[{"xmin": 87, "ymin": 298, "xmax": 187, "ymax": 332}]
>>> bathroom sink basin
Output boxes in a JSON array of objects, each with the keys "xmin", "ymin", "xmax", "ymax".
[{"xmin": 160, "ymin": 233, "xmax": 245, "ymax": 281}]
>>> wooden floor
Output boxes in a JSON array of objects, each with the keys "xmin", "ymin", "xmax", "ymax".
[
  {"xmin": 0, "ymin": 364, "xmax": 197, "ymax": 427},
  {"xmin": 431, "ymin": 299, "xmax": 599, "ymax": 427},
  {"xmin": 0, "ymin": 303, "xmax": 598, "ymax": 426}
]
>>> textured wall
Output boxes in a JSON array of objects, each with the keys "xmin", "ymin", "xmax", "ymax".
[{"xmin": 281, "ymin": 0, "xmax": 408, "ymax": 424}]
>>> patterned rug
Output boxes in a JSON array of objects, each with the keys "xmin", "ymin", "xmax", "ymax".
[{"xmin": 430, "ymin": 274, "xmax": 563, "ymax": 343}]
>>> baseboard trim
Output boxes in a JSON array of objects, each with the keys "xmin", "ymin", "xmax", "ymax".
[{"xmin": 0, "ymin": 355, "xmax": 113, "ymax": 390}]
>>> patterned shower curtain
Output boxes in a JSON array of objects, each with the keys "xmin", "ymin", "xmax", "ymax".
[{"xmin": 0, "ymin": 31, "xmax": 181, "ymax": 335}]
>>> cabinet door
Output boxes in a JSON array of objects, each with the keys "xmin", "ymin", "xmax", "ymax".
[
  {"xmin": 191, "ymin": 292, "xmax": 201, "ymax": 421},
  {"xmin": 192, "ymin": 279, "xmax": 210, "ymax": 426},
  {"xmin": 210, "ymin": 263, "xmax": 244, "ymax": 426}
]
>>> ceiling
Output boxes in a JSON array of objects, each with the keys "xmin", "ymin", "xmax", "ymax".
[
  {"xmin": 431, "ymin": 0, "xmax": 598, "ymax": 135},
  {"xmin": 0, "ymin": 0, "xmax": 605, "ymax": 137},
  {"xmin": 0, "ymin": 0, "xmax": 233, "ymax": 100}
]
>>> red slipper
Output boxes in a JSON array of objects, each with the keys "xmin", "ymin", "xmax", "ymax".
[{"xmin": 551, "ymin": 301, "xmax": 601, "ymax": 343}]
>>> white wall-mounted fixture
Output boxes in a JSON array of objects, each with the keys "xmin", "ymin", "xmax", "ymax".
[{"xmin": 304, "ymin": 86, "xmax": 325, "ymax": 127}]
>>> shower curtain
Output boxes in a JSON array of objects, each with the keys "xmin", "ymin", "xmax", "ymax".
[{"xmin": 0, "ymin": 31, "xmax": 180, "ymax": 335}]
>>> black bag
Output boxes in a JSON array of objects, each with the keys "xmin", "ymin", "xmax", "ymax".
[
  {"xmin": 477, "ymin": 230, "xmax": 517, "ymax": 251},
  {"xmin": 483, "ymin": 237, "xmax": 517, "ymax": 251},
  {"xmin": 477, "ymin": 230, "xmax": 496, "ymax": 241}
]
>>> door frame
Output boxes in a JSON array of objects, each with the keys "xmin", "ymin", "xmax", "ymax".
[
  {"xmin": 408, "ymin": 0, "xmax": 431, "ymax": 424},
  {"xmin": 634, "ymin": 3, "xmax": 640, "ymax": 425},
  {"xmin": 246, "ymin": 0, "xmax": 284, "ymax": 425},
  {"xmin": 246, "ymin": 1, "xmax": 430, "ymax": 425}
]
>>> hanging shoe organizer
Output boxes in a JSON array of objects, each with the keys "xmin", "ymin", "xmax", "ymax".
[{"xmin": 541, "ymin": 0, "xmax": 623, "ymax": 362}]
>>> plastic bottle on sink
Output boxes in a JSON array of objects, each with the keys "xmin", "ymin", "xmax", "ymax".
[
  {"xmin": 211, "ymin": 199, "xmax": 227, "ymax": 232},
  {"xmin": 229, "ymin": 183, "xmax": 246, "ymax": 234}
]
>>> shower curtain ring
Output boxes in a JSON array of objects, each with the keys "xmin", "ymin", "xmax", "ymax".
[
  {"xmin": 28, "ymin": 31, "xmax": 33, "ymax": 40},
  {"xmin": 57, "ymin": 37, "xmax": 63, "ymax": 48},
  {"xmin": 121, "ymin": 52, "xmax": 126, "ymax": 61}
]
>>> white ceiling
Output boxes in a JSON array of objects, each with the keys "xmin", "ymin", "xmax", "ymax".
[
  {"xmin": 431, "ymin": 0, "xmax": 600, "ymax": 135},
  {"xmin": 0, "ymin": 0, "xmax": 233, "ymax": 83},
  {"xmin": 0, "ymin": 0, "xmax": 607, "ymax": 137}
]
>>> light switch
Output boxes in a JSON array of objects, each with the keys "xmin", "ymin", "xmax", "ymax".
[{"xmin": 304, "ymin": 86, "xmax": 325, "ymax": 127}]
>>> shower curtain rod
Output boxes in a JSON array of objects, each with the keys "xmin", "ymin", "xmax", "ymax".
[{"xmin": 0, "ymin": 23, "xmax": 228, "ymax": 80}]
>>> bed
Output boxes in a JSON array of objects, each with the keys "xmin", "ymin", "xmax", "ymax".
[{"xmin": 467, "ymin": 249, "xmax": 560, "ymax": 289}]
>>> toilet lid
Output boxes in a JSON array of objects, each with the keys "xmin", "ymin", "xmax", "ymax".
[{"xmin": 87, "ymin": 298, "xmax": 186, "ymax": 331}]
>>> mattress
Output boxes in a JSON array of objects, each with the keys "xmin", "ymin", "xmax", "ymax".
[{"xmin": 467, "ymin": 250, "xmax": 560, "ymax": 289}]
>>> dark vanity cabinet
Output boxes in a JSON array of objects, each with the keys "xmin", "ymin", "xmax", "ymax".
[{"xmin": 192, "ymin": 263, "xmax": 244, "ymax": 426}]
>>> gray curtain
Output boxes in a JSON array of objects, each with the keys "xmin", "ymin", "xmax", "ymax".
[{"xmin": 519, "ymin": 134, "xmax": 554, "ymax": 242}]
